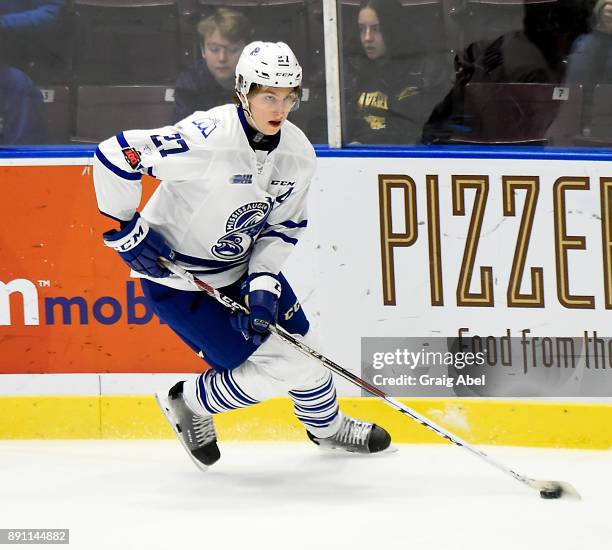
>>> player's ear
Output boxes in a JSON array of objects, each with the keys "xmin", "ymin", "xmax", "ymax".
[{"xmin": 237, "ymin": 92, "xmax": 249, "ymax": 110}]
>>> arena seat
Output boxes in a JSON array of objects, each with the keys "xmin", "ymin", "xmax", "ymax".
[
  {"xmin": 73, "ymin": 85, "xmax": 176, "ymax": 143},
  {"xmin": 449, "ymin": 82, "xmax": 582, "ymax": 145},
  {"xmin": 39, "ymin": 85, "xmax": 72, "ymax": 144},
  {"xmin": 73, "ymin": 0, "xmax": 181, "ymax": 85},
  {"xmin": 575, "ymin": 84, "xmax": 612, "ymax": 147}
]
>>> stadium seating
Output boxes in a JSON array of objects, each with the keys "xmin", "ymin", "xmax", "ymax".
[
  {"xmin": 575, "ymin": 84, "xmax": 612, "ymax": 147},
  {"xmin": 39, "ymin": 86, "xmax": 72, "ymax": 144},
  {"xmin": 341, "ymin": 0, "xmax": 449, "ymax": 57},
  {"xmin": 449, "ymin": 82, "xmax": 582, "ymax": 145},
  {"xmin": 457, "ymin": 0, "xmax": 529, "ymax": 47},
  {"xmin": 73, "ymin": 85, "xmax": 176, "ymax": 142},
  {"xmin": 0, "ymin": 0, "xmax": 598, "ymax": 147},
  {"xmin": 0, "ymin": 4, "xmax": 72, "ymax": 85},
  {"xmin": 72, "ymin": 0, "xmax": 182, "ymax": 85}
]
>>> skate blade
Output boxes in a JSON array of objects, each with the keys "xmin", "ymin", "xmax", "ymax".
[
  {"xmin": 314, "ymin": 443, "xmax": 398, "ymax": 456},
  {"xmin": 155, "ymin": 392, "xmax": 209, "ymax": 473}
]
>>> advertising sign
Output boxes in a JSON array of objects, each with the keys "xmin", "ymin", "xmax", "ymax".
[{"xmin": 0, "ymin": 163, "xmax": 202, "ymax": 374}]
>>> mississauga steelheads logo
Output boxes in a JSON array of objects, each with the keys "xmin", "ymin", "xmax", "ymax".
[{"xmin": 212, "ymin": 200, "xmax": 272, "ymax": 260}]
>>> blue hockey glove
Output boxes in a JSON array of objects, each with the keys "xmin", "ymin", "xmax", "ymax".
[
  {"xmin": 103, "ymin": 212, "xmax": 174, "ymax": 278},
  {"xmin": 230, "ymin": 273, "xmax": 281, "ymax": 346}
]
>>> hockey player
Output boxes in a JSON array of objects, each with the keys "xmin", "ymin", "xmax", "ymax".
[{"xmin": 93, "ymin": 41, "xmax": 391, "ymax": 471}]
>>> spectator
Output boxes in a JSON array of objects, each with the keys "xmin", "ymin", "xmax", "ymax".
[
  {"xmin": 343, "ymin": 0, "xmax": 450, "ymax": 145},
  {"xmin": 0, "ymin": 64, "xmax": 46, "ymax": 144},
  {"xmin": 0, "ymin": 1, "xmax": 65, "ymax": 77},
  {"xmin": 422, "ymin": 0, "xmax": 588, "ymax": 143},
  {"xmin": 174, "ymin": 8, "xmax": 252, "ymax": 121},
  {"xmin": 565, "ymin": 0, "xmax": 612, "ymax": 132},
  {"xmin": 0, "ymin": 0, "xmax": 64, "ymax": 31}
]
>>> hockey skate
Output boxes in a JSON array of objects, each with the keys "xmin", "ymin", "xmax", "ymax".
[
  {"xmin": 155, "ymin": 381, "xmax": 220, "ymax": 471},
  {"xmin": 307, "ymin": 415, "xmax": 392, "ymax": 454}
]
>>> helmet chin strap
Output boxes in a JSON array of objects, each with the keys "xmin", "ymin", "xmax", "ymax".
[{"xmin": 238, "ymin": 92, "xmax": 266, "ymax": 141}]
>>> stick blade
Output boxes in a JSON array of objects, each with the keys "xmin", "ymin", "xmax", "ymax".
[{"xmin": 528, "ymin": 479, "xmax": 581, "ymax": 500}]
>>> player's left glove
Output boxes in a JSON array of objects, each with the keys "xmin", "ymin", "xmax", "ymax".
[{"xmin": 230, "ymin": 273, "xmax": 281, "ymax": 346}]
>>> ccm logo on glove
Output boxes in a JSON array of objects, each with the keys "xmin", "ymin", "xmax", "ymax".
[
  {"xmin": 103, "ymin": 212, "xmax": 174, "ymax": 278},
  {"xmin": 106, "ymin": 217, "xmax": 148, "ymax": 252}
]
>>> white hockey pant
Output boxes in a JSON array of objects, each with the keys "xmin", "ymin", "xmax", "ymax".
[{"xmin": 182, "ymin": 329, "xmax": 342, "ymax": 438}]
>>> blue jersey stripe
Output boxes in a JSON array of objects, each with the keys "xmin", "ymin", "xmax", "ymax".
[
  {"xmin": 174, "ymin": 251, "xmax": 248, "ymax": 269},
  {"xmin": 293, "ymin": 392, "xmax": 338, "ymax": 414},
  {"xmin": 227, "ymin": 371, "xmax": 259, "ymax": 405},
  {"xmin": 263, "ymin": 220, "xmax": 308, "ymax": 231},
  {"xmin": 95, "ymin": 148, "xmax": 140, "ymax": 181},
  {"xmin": 259, "ymin": 230, "xmax": 298, "ymax": 245},
  {"xmin": 289, "ymin": 375, "xmax": 333, "ymax": 399},
  {"xmin": 116, "ymin": 132, "xmax": 130, "ymax": 149},
  {"xmin": 296, "ymin": 408, "xmax": 339, "ymax": 427},
  {"xmin": 278, "ymin": 220, "xmax": 308, "ymax": 229},
  {"xmin": 209, "ymin": 375, "xmax": 235, "ymax": 411},
  {"xmin": 219, "ymin": 372, "xmax": 255, "ymax": 408},
  {"xmin": 197, "ymin": 373, "xmax": 218, "ymax": 415},
  {"xmin": 186, "ymin": 264, "xmax": 246, "ymax": 276}
]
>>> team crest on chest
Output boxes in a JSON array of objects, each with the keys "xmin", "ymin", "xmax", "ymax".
[{"xmin": 211, "ymin": 200, "xmax": 273, "ymax": 260}]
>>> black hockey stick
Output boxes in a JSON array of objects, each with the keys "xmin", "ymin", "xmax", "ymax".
[{"xmin": 158, "ymin": 258, "xmax": 581, "ymax": 500}]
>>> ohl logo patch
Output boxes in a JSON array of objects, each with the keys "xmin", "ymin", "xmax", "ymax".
[{"xmin": 211, "ymin": 200, "xmax": 272, "ymax": 260}]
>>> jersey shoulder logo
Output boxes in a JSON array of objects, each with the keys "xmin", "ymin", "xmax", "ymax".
[
  {"xmin": 121, "ymin": 147, "xmax": 141, "ymax": 169},
  {"xmin": 191, "ymin": 116, "xmax": 218, "ymax": 139},
  {"xmin": 211, "ymin": 200, "xmax": 273, "ymax": 260}
]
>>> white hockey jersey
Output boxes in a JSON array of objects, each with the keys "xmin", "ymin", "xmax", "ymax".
[{"xmin": 93, "ymin": 104, "xmax": 316, "ymax": 291}]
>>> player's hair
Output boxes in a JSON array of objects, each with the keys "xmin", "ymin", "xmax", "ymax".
[
  {"xmin": 358, "ymin": 0, "xmax": 407, "ymax": 58},
  {"xmin": 232, "ymin": 84, "xmax": 301, "ymax": 106},
  {"xmin": 197, "ymin": 8, "xmax": 252, "ymax": 46}
]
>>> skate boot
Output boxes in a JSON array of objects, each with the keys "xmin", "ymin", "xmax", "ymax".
[
  {"xmin": 307, "ymin": 415, "xmax": 391, "ymax": 454},
  {"xmin": 155, "ymin": 381, "xmax": 220, "ymax": 471}
]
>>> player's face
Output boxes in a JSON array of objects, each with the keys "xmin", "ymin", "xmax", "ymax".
[
  {"xmin": 358, "ymin": 7, "xmax": 386, "ymax": 60},
  {"xmin": 202, "ymin": 30, "xmax": 244, "ymax": 86},
  {"xmin": 247, "ymin": 87, "xmax": 300, "ymax": 135},
  {"xmin": 601, "ymin": 2, "xmax": 612, "ymax": 31}
]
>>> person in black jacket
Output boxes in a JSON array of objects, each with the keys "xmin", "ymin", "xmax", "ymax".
[
  {"xmin": 565, "ymin": 0, "xmax": 612, "ymax": 133},
  {"xmin": 174, "ymin": 8, "xmax": 253, "ymax": 121},
  {"xmin": 422, "ymin": 0, "xmax": 589, "ymax": 144},
  {"xmin": 343, "ymin": 0, "xmax": 450, "ymax": 145}
]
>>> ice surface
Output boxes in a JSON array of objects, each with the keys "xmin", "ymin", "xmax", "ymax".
[{"xmin": 0, "ymin": 441, "xmax": 610, "ymax": 550}]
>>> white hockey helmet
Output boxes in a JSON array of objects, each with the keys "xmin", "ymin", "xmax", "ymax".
[{"xmin": 235, "ymin": 41, "xmax": 302, "ymax": 97}]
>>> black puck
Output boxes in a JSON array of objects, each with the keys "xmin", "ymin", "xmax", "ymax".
[{"xmin": 540, "ymin": 487, "xmax": 563, "ymax": 499}]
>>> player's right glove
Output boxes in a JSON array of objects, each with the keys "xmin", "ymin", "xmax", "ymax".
[
  {"xmin": 230, "ymin": 273, "xmax": 281, "ymax": 346},
  {"xmin": 103, "ymin": 212, "xmax": 174, "ymax": 278}
]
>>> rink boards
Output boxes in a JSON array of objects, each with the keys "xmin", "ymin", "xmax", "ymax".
[{"xmin": 1, "ymin": 147, "xmax": 612, "ymax": 446}]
